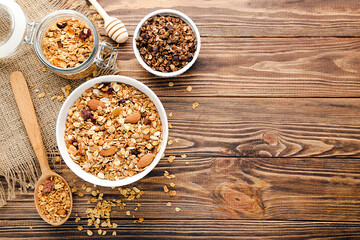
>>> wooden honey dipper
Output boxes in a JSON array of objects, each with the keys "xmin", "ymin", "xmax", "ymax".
[{"xmin": 88, "ymin": 0, "xmax": 128, "ymax": 43}]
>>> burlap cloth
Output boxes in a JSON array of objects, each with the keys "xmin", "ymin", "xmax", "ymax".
[{"xmin": 0, "ymin": 0, "xmax": 117, "ymax": 206}]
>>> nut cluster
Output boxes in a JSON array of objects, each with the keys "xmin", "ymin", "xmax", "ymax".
[
  {"xmin": 42, "ymin": 18, "xmax": 94, "ymax": 69},
  {"xmin": 37, "ymin": 177, "xmax": 71, "ymax": 223},
  {"xmin": 135, "ymin": 15, "xmax": 197, "ymax": 73},
  {"xmin": 64, "ymin": 82, "xmax": 163, "ymax": 181}
]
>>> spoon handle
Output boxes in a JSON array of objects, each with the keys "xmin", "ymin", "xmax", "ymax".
[
  {"xmin": 10, "ymin": 71, "xmax": 50, "ymax": 174},
  {"xmin": 88, "ymin": 0, "xmax": 110, "ymax": 20}
]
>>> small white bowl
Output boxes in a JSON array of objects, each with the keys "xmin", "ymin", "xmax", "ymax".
[
  {"xmin": 133, "ymin": 9, "xmax": 201, "ymax": 78},
  {"xmin": 56, "ymin": 75, "xmax": 168, "ymax": 187}
]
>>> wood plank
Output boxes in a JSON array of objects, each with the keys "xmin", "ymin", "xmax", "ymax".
[
  {"xmin": 0, "ymin": 219, "xmax": 360, "ymax": 239},
  {"xmin": 1, "ymin": 156, "xmax": 360, "ymax": 221},
  {"xmin": 95, "ymin": 0, "xmax": 360, "ymax": 37},
  {"xmin": 161, "ymin": 97, "xmax": 360, "ymax": 158},
  {"xmin": 112, "ymin": 37, "xmax": 360, "ymax": 98}
]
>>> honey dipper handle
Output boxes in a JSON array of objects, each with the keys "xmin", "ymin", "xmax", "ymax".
[
  {"xmin": 88, "ymin": 0, "xmax": 110, "ymax": 20},
  {"xmin": 10, "ymin": 71, "xmax": 50, "ymax": 174}
]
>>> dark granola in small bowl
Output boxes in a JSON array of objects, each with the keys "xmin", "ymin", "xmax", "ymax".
[{"xmin": 133, "ymin": 10, "xmax": 201, "ymax": 77}]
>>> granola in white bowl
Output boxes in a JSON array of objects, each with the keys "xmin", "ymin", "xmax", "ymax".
[{"xmin": 57, "ymin": 76, "xmax": 168, "ymax": 187}]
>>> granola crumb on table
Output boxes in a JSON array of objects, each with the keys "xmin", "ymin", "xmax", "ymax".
[{"xmin": 64, "ymin": 82, "xmax": 163, "ymax": 181}]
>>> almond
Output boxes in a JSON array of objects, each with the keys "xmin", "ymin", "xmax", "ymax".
[
  {"xmin": 125, "ymin": 112, "xmax": 141, "ymax": 124},
  {"xmin": 57, "ymin": 209, "xmax": 66, "ymax": 215},
  {"xmin": 138, "ymin": 153, "xmax": 155, "ymax": 168},
  {"xmin": 100, "ymin": 146, "xmax": 118, "ymax": 157},
  {"xmin": 87, "ymin": 99, "xmax": 106, "ymax": 111}
]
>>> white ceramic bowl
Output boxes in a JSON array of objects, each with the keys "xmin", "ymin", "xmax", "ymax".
[
  {"xmin": 56, "ymin": 75, "xmax": 168, "ymax": 187},
  {"xmin": 133, "ymin": 9, "xmax": 201, "ymax": 77}
]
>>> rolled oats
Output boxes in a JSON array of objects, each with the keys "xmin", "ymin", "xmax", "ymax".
[
  {"xmin": 37, "ymin": 177, "xmax": 71, "ymax": 223},
  {"xmin": 42, "ymin": 18, "xmax": 94, "ymax": 69},
  {"xmin": 64, "ymin": 82, "xmax": 163, "ymax": 181}
]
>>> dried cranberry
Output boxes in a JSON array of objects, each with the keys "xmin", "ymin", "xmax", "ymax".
[
  {"xmin": 42, "ymin": 180, "xmax": 55, "ymax": 196},
  {"xmin": 79, "ymin": 28, "xmax": 91, "ymax": 39},
  {"xmin": 144, "ymin": 118, "xmax": 152, "ymax": 125},
  {"xmin": 56, "ymin": 22, "xmax": 67, "ymax": 29},
  {"xmin": 147, "ymin": 46, "xmax": 153, "ymax": 52},
  {"xmin": 173, "ymin": 55, "xmax": 179, "ymax": 61},
  {"xmin": 141, "ymin": 112, "xmax": 147, "ymax": 118},
  {"xmin": 89, "ymin": 114, "xmax": 96, "ymax": 123},
  {"xmin": 81, "ymin": 109, "xmax": 91, "ymax": 120},
  {"xmin": 187, "ymin": 53, "xmax": 194, "ymax": 61},
  {"xmin": 118, "ymin": 99, "xmax": 128, "ymax": 105},
  {"xmin": 57, "ymin": 40, "xmax": 63, "ymax": 48},
  {"xmin": 132, "ymin": 149, "xmax": 140, "ymax": 156},
  {"xmin": 166, "ymin": 23, "xmax": 173, "ymax": 30},
  {"xmin": 153, "ymin": 46, "xmax": 158, "ymax": 53},
  {"xmin": 107, "ymin": 87, "xmax": 114, "ymax": 94}
]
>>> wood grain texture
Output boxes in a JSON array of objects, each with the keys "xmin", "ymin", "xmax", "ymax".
[
  {"xmin": 95, "ymin": 0, "xmax": 360, "ymax": 37},
  {"xmin": 159, "ymin": 97, "xmax": 360, "ymax": 158},
  {"xmin": 111, "ymin": 37, "xmax": 360, "ymax": 97},
  {"xmin": 3, "ymin": 0, "xmax": 360, "ymax": 238},
  {"xmin": 0, "ymin": 219, "xmax": 360, "ymax": 239},
  {"xmin": 1, "ymin": 156, "xmax": 360, "ymax": 221}
]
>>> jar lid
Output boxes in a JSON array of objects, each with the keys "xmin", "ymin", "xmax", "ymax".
[{"xmin": 0, "ymin": 0, "xmax": 27, "ymax": 58}]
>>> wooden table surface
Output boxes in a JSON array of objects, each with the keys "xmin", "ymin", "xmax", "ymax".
[{"xmin": 2, "ymin": 0, "xmax": 360, "ymax": 239}]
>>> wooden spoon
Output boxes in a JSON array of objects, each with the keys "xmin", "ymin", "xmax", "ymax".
[
  {"xmin": 10, "ymin": 71, "xmax": 73, "ymax": 226},
  {"xmin": 88, "ymin": 0, "xmax": 129, "ymax": 43}
]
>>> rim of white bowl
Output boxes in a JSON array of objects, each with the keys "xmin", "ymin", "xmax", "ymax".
[
  {"xmin": 133, "ymin": 9, "xmax": 201, "ymax": 78},
  {"xmin": 56, "ymin": 75, "xmax": 168, "ymax": 187}
]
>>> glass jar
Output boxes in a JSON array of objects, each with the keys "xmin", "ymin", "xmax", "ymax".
[{"xmin": 0, "ymin": 1, "xmax": 117, "ymax": 79}]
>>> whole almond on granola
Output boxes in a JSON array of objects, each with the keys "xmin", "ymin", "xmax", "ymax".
[
  {"xmin": 138, "ymin": 153, "xmax": 155, "ymax": 168},
  {"xmin": 100, "ymin": 146, "xmax": 118, "ymax": 157},
  {"xmin": 125, "ymin": 112, "xmax": 141, "ymax": 124},
  {"xmin": 87, "ymin": 99, "xmax": 106, "ymax": 110}
]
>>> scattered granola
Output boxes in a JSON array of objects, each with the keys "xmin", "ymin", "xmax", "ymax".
[
  {"xmin": 169, "ymin": 190, "xmax": 177, "ymax": 196},
  {"xmin": 55, "ymin": 156, "xmax": 61, "ymax": 162},
  {"xmin": 166, "ymin": 202, "xmax": 172, "ymax": 206},
  {"xmin": 42, "ymin": 18, "xmax": 94, "ymax": 69},
  {"xmin": 168, "ymin": 112, "xmax": 173, "ymax": 117},
  {"xmin": 37, "ymin": 176, "xmax": 71, "ymax": 223},
  {"xmin": 168, "ymin": 82, "xmax": 174, "ymax": 87},
  {"xmin": 135, "ymin": 15, "xmax": 197, "ymax": 73},
  {"xmin": 181, "ymin": 154, "xmax": 187, "ymax": 158},
  {"xmin": 64, "ymin": 82, "xmax": 163, "ymax": 181},
  {"xmin": 175, "ymin": 207, "xmax": 181, "ymax": 212},
  {"xmin": 192, "ymin": 102, "xmax": 199, "ymax": 110},
  {"xmin": 186, "ymin": 86, "xmax": 192, "ymax": 92},
  {"xmin": 170, "ymin": 182, "xmax": 175, "ymax": 187},
  {"xmin": 163, "ymin": 185, "xmax": 169, "ymax": 193},
  {"xmin": 168, "ymin": 155, "xmax": 176, "ymax": 163},
  {"xmin": 185, "ymin": 161, "xmax": 190, "ymax": 165}
]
